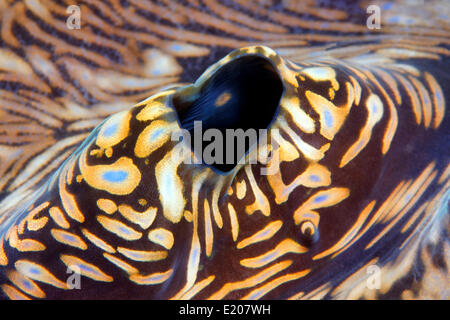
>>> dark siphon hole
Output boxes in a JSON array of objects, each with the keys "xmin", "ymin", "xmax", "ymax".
[{"xmin": 172, "ymin": 55, "xmax": 284, "ymax": 173}]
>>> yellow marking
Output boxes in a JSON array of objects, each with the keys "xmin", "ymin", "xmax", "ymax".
[
  {"xmin": 60, "ymin": 255, "xmax": 113, "ymax": 282},
  {"xmin": 401, "ymin": 202, "xmax": 427, "ymax": 233},
  {"xmin": 313, "ymin": 201, "xmax": 376, "ymax": 260},
  {"xmin": 301, "ymin": 67, "xmax": 339, "ymax": 90},
  {"xmin": 293, "ymin": 187, "xmax": 350, "ymax": 225},
  {"xmin": 211, "ymin": 181, "xmax": 224, "ymax": 228},
  {"xmin": 8, "ymin": 226, "xmax": 19, "ymax": 248},
  {"xmin": 245, "ymin": 165, "xmax": 270, "ymax": 216},
  {"xmin": 178, "ymin": 172, "xmax": 207, "ymax": 296},
  {"xmin": 59, "ymin": 170, "xmax": 85, "ymax": 223},
  {"xmin": 7, "ymin": 270, "xmax": 45, "ymax": 298},
  {"xmin": 423, "ymin": 72, "xmax": 445, "ymax": 129},
  {"xmin": 51, "ymin": 229, "xmax": 88, "ymax": 250},
  {"xmin": 97, "ymin": 198, "xmax": 117, "ymax": 215},
  {"xmin": 394, "ymin": 73, "xmax": 422, "ymax": 125},
  {"xmin": 339, "ymin": 93, "xmax": 384, "ymax": 167},
  {"xmin": 148, "ymin": 228, "xmax": 174, "ymax": 250},
  {"xmin": 280, "ymin": 95, "xmax": 315, "ymax": 134},
  {"xmin": 103, "ymin": 253, "xmax": 138, "ymax": 274},
  {"xmin": 373, "ymin": 68, "xmax": 402, "ymax": 105},
  {"xmin": 370, "ymin": 180, "xmax": 411, "ymax": 226},
  {"xmin": 363, "ymin": 70, "xmax": 398, "ymax": 155},
  {"xmin": 0, "ymin": 237, "xmax": 8, "ymax": 266},
  {"xmin": 117, "ymin": 247, "xmax": 167, "ymax": 262},
  {"xmin": 184, "ymin": 210, "xmax": 193, "ymax": 222},
  {"xmin": 215, "ymin": 91, "xmax": 231, "ymax": 107},
  {"xmin": 268, "ymin": 163, "xmax": 332, "ymax": 204},
  {"xmin": 1, "ymin": 284, "xmax": 31, "ymax": 300},
  {"xmin": 96, "ymin": 110, "xmax": 131, "ymax": 149},
  {"xmin": 118, "ymin": 204, "xmax": 157, "ymax": 229},
  {"xmin": 348, "ymin": 75, "xmax": 361, "ymax": 106},
  {"xmin": 288, "ymin": 291, "xmax": 305, "ymax": 300},
  {"xmin": 236, "ymin": 180, "xmax": 247, "ymax": 200},
  {"xmin": 240, "ymin": 239, "xmax": 308, "ymax": 268},
  {"xmin": 81, "ymin": 228, "xmax": 115, "ymax": 253},
  {"xmin": 228, "ymin": 203, "xmax": 239, "ymax": 242},
  {"xmin": 271, "ymin": 132, "xmax": 299, "ymax": 163},
  {"xmin": 227, "ymin": 187, "xmax": 233, "ymax": 196},
  {"xmin": 171, "ymin": 275, "xmax": 215, "ymax": 300},
  {"xmin": 80, "ymin": 156, "xmax": 141, "ymax": 196},
  {"xmin": 15, "ymin": 260, "xmax": 67, "ymax": 289},
  {"xmin": 129, "ymin": 269, "xmax": 173, "ymax": 285},
  {"xmin": 97, "ymin": 215, "xmax": 143, "ymax": 241},
  {"xmin": 138, "ymin": 198, "xmax": 148, "ymax": 206},
  {"xmin": 438, "ymin": 162, "xmax": 450, "ymax": 184},
  {"xmin": 280, "ymin": 59, "xmax": 299, "ymax": 87},
  {"xmin": 409, "ymin": 76, "xmax": 432, "ymax": 128},
  {"xmin": 366, "ymin": 164, "xmax": 436, "ymax": 250},
  {"xmin": 208, "ymin": 260, "xmax": 293, "ymax": 300},
  {"xmin": 16, "ymin": 239, "xmax": 46, "ymax": 252},
  {"xmin": 134, "ymin": 120, "xmax": 175, "ymax": 158},
  {"xmin": 381, "ymin": 163, "xmax": 435, "ymax": 223},
  {"xmin": 279, "ymin": 118, "xmax": 326, "ymax": 161},
  {"xmin": 400, "ymin": 183, "xmax": 448, "ymax": 250},
  {"xmin": 25, "ymin": 202, "xmax": 50, "ymax": 222},
  {"xmin": 90, "ymin": 148, "xmax": 104, "ymax": 158},
  {"xmin": 204, "ymin": 199, "xmax": 213, "ymax": 257},
  {"xmin": 328, "ymin": 87, "xmax": 335, "ymax": 100},
  {"xmin": 49, "ymin": 206, "xmax": 70, "ymax": 229},
  {"xmin": 380, "ymin": 92, "xmax": 397, "ymax": 155},
  {"xmin": 105, "ymin": 147, "xmax": 113, "ymax": 158},
  {"xmin": 136, "ymin": 100, "xmax": 173, "ymax": 121},
  {"xmin": 237, "ymin": 220, "xmax": 283, "ymax": 249},
  {"xmin": 155, "ymin": 144, "xmax": 186, "ymax": 223},
  {"xmin": 300, "ymin": 220, "xmax": 317, "ymax": 238},
  {"xmin": 305, "ymin": 82, "xmax": 354, "ymax": 141},
  {"xmin": 27, "ymin": 217, "xmax": 48, "ymax": 232},
  {"xmin": 18, "ymin": 219, "xmax": 27, "ymax": 235},
  {"xmin": 7, "ymin": 224, "xmax": 46, "ymax": 252},
  {"xmin": 76, "ymin": 175, "xmax": 83, "ymax": 183},
  {"xmin": 242, "ymin": 269, "xmax": 310, "ymax": 299}
]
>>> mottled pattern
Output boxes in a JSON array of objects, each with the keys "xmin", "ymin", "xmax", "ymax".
[{"xmin": 0, "ymin": 0, "xmax": 448, "ymax": 300}]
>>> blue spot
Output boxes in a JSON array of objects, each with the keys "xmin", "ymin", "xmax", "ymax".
[
  {"xmin": 369, "ymin": 99, "xmax": 379, "ymax": 114},
  {"xmin": 102, "ymin": 170, "xmax": 128, "ymax": 183},
  {"xmin": 63, "ymin": 234, "xmax": 75, "ymax": 242},
  {"xmin": 171, "ymin": 44, "xmax": 182, "ymax": 52},
  {"xmin": 324, "ymin": 110, "xmax": 333, "ymax": 127},
  {"xmin": 79, "ymin": 265, "xmax": 93, "ymax": 273},
  {"xmin": 261, "ymin": 251, "xmax": 277, "ymax": 263},
  {"xmin": 119, "ymin": 227, "xmax": 131, "ymax": 235},
  {"xmin": 382, "ymin": 2, "xmax": 393, "ymax": 10},
  {"xmin": 149, "ymin": 128, "xmax": 164, "ymax": 141},
  {"xmin": 103, "ymin": 123, "xmax": 118, "ymax": 137},
  {"xmin": 309, "ymin": 175, "xmax": 321, "ymax": 182},
  {"xmin": 29, "ymin": 268, "xmax": 40, "ymax": 275},
  {"xmin": 314, "ymin": 194, "xmax": 328, "ymax": 203},
  {"xmin": 387, "ymin": 16, "xmax": 400, "ymax": 24},
  {"xmin": 23, "ymin": 280, "xmax": 32, "ymax": 289}
]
